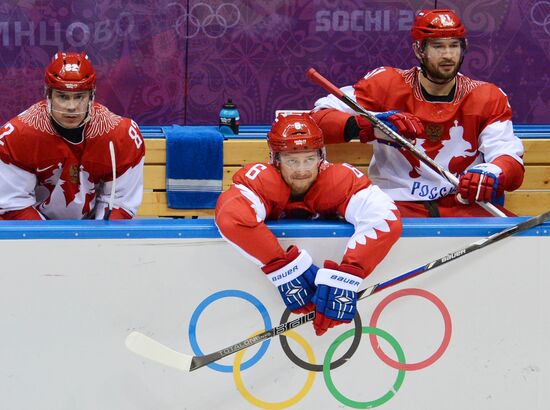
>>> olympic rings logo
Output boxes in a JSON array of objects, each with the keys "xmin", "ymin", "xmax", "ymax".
[
  {"xmin": 531, "ymin": 1, "xmax": 550, "ymax": 36},
  {"xmin": 188, "ymin": 288, "xmax": 452, "ymax": 409},
  {"xmin": 166, "ymin": 2, "xmax": 240, "ymax": 39}
]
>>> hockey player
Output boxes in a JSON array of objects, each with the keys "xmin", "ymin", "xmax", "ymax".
[
  {"xmin": 215, "ymin": 114, "xmax": 402, "ymax": 336},
  {"xmin": 311, "ymin": 9, "xmax": 524, "ymax": 217},
  {"xmin": 0, "ymin": 52, "xmax": 145, "ymax": 220}
]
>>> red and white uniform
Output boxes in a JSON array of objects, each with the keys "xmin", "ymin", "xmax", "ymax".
[
  {"xmin": 0, "ymin": 101, "xmax": 145, "ymax": 220},
  {"xmin": 215, "ymin": 161, "xmax": 402, "ymax": 277},
  {"xmin": 312, "ymin": 67, "xmax": 524, "ymax": 209}
]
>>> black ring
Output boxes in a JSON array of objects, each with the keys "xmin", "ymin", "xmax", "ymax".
[{"xmin": 278, "ymin": 308, "xmax": 362, "ymax": 372}]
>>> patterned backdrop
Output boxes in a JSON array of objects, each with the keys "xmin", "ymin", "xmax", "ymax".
[{"xmin": 1, "ymin": 0, "xmax": 550, "ymax": 125}]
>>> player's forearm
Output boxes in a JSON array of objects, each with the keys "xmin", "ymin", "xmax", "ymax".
[
  {"xmin": 341, "ymin": 215, "xmax": 402, "ymax": 277},
  {"xmin": 216, "ymin": 217, "xmax": 286, "ymax": 266},
  {"xmin": 215, "ymin": 189, "xmax": 285, "ymax": 265},
  {"xmin": 491, "ymin": 154, "xmax": 525, "ymax": 191},
  {"xmin": 310, "ymin": 109, "xmax": 352, "ymax": 144},
  {"xmin": 341, "ymin": 185, "xmax": 403, "ymax": 276}
]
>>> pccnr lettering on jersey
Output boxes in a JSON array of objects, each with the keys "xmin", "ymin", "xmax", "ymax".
[{"xmin": 411, "ymin": 182, "xmax": 456, "ymax": 200}]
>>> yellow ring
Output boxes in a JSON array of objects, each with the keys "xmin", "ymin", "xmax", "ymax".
[{"xmin": 233, "ymin": 330, "xmax": 316, "ymax": 409}]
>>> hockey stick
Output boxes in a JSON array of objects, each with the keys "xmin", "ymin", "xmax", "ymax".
[
  {"xmin": 103, "ymin": 140, "xmax": 116, "ymax": 220},
  {"xmin": 306, "ymin": 68, "xmax": 507, "ymax": 218},
  {"xmin": 125, "ymin": 210, "xmax": 550, "ymax": 372}
]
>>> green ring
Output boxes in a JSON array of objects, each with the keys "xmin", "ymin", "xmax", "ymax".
[{"xmin": 323, "ymin": 327, "xmax": 406, "ymax": 408}]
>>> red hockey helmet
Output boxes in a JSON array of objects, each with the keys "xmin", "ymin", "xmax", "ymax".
[
  {"xmin": 267, "ymin": 113, "xmax": 324, "ymax": 162},
  {"xmin": 45, "ymin": 52, "xmax": 96, "ymax": 92},
  {"xmin": 411, "ymin": 9, "xmax": 466, "ymax": 42}
]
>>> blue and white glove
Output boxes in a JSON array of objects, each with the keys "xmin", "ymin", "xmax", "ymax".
[
  {"xmin": 355, "ymin": 111, "xmax": 424, "ymax": 146},
  {"xmin": 312, "ymin": 260, "xmax": 364, "ymax": 336},
  {"xmin": 458, "ymin": 163, "xmax": 503, "ymax": 203},
  {"xmin": 262, "ymin": 246, "xmax": 319, "ymax": 314}
]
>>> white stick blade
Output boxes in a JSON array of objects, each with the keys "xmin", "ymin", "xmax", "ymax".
[{"xmin": 125, "ymin": 331, "xmax": 193, "ymax": 372}]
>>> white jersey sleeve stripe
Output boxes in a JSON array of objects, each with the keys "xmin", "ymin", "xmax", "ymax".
[
  {"xmin": 312, "ymin": 85, "xmax": 358, "ymax": 115},
  {"xmin": 234, "ymin": 183, "xmax": 267, "ymax": 222},
  {"xmin": 215, "ymin": 224, "xmax": 264, "ymax": 266},
  {"xmin": 478, "ymin": 120, "xmax": 524, "ymax": 165},
  {"xmin": 344, "ymin": 185, "xmax": 398, "ymax": 250}
]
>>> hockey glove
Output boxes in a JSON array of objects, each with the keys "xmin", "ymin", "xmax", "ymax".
[
  {"xmin": 355, "ymin": 111, "xmax": 424, "ymax": 146},
  {"xmin": 312, "ymin": 260, "xmax": 364, "ymax": 336},
  {"xmin": 262, "ymin": 246, "xmax": 319, "ymax": 314},
  {"xmin": 458, "ymin": 163, "xmax": 504, "ymax": 203}
]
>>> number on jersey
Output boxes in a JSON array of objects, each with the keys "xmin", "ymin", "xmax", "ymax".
[
  {"xmin": 342, "ymin": 163, "xmax": 364, "ymax": 178},
  {"xmin": 245, "ymin": 164, "xmax": 267, "ymax": 180},
  {"xmin": 0, "ymin": 122, "xmax": 15, "ymax": 146},
  {"xmin": 128, "ymin": 120, "xmax": 143, "ymax": 149}
]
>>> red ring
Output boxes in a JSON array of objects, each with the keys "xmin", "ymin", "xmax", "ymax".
[{"xmin": 369, "ymin": 288, "xmax": 452, "ymax": 371}]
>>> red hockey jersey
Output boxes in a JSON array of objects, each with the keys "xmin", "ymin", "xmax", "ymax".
[
  {"xmin": 312, "ymin": 67, "xmax": 524, "ymax": 201},
  {"xmin": 0, "ymin": 101, "xmax": 145, "ymax": 219},
  {"xmin": 215, "ymin": 161, "xmax": 402, "ymax": 277}
]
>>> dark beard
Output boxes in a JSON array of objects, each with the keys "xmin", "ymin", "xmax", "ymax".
[{"xmin": 422, "ymin": 60, "xmax": 460, "ymax": 84}]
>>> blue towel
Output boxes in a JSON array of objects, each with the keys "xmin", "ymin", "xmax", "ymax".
[{"xmin": 164, "ymin": 125, "xmax": 223, "ymax": 209}]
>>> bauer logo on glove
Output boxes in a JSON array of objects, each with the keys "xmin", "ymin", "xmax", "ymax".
[{"xmin": 262, "ymin": 246, "xmax": 319, "ymax": 315}]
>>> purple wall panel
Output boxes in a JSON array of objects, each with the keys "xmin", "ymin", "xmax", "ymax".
[
  {"xmin": 443, "ymin": 0, "xmax": 550, "ymax": 123},
  {"xmin": 1, "ymin": 1, "xmax": 550, "ymax": 125},
  {"xmin": 0, "ymin": 0, "xmax": 187, "ymax": 125},
  {"xmin": 185, "ymin": 0, "xmax": 434, "ymax": 125}
]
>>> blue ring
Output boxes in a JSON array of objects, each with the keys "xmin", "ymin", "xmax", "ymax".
[{"xmin": 188, "ymin": 289, "xmax": 272, "ymax": 373}]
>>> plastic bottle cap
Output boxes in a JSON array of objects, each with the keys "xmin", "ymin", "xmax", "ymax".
[{"xmin": 223, "ymin": 99, "xmax": 236, "ymax": 108}]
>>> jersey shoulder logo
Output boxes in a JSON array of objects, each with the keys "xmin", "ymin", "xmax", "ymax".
[
  {"xmin": 86, "ymin": 103, "xmax": 122, "ymax": 139},
  {"xmin": 454, "ymin": 74, "xmax": 486, "ymax": 104},
  {"xmin": 400, "ymin": 67, "xmax": 423, "ymax": 100},
  {"xmin": 18, "ymin": 102, "xmax": 56, "ymax": 135}
]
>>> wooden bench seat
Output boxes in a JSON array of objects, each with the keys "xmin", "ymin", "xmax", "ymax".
[{"xmin": 139, "ymin": 131, "xmax": 550, "ymax": 217}]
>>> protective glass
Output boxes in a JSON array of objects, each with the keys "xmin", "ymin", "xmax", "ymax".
[
  {"xmin": 50, "ymin": 90, "xmax": 91, "ymax": 116},
  {"xmin": 423, "ymin": 39, "xmax": 464, "ymax": 57},
  {"xmin": 279, "ymin": 152, "xmax": 321, "ymax": 171}
]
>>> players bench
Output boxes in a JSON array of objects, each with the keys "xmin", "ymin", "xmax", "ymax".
[{"xmin": 139, "ymin": 125, "xmax": 550, "ymax": 218}]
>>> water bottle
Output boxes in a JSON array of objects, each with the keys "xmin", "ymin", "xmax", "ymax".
[{"xmin": 219, "ymin": 99, "xmax": 240, "ymax": 135}]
